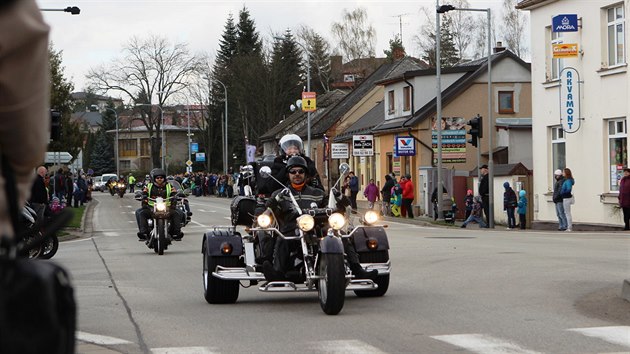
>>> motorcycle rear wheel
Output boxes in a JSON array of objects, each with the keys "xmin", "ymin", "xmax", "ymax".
[
  {"xmin": 318, "ymin": 253, "xmax": 346, "ymax": 315},
  {"xmin": 202, "ymin": 240, "xmax": 240, "ymax": 304},
  {"xmin": 354, "ymin": 250, "xmax": 390, "ymax": 297}
]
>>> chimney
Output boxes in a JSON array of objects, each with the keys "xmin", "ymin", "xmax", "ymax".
[
  {"xmin": 330, "ymin": 55, "xmax": 343, "ymax": 82},
  {"xmin": 393, "ymin": 47, "xmax": 406, "ymax": 60},
  {"xmin": 493, "ymin": 41, "xmax": 506, "ymax": 53}
]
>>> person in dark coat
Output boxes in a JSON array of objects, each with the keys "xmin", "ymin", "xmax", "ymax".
[
  {"xmin": 478, "ymin": 164, "xmax": 489, "ymax": 222},
  {"xmin": 29, "ymin": 166, "xmax": 48, "ymax": 207},
  {"xmin": 503, "ymin": 181, "xmax": 517, "ymax": 229},
  {"xmin": 380, "ymin": 174, "xmax": 395, "ymax": 216},
  {"xmin": 619, "ymin": 167, "xmax": 630, "ymax": 230}
]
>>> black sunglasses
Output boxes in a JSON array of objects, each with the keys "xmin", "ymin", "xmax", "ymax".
[
  {"xmin": 154, "ymin": 176, "xmax": 165, "ymax": 179},
  {"xmin": 288, "ymin": 169, "xmax": 305, "ymax": 175}
]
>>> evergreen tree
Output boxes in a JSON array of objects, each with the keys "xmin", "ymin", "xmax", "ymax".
[
  {"xmin": 236, "ymin": 6, "xmax": 262, "ymax": 56},
  {"xmin": 267, "ymin": 30, "xmax": 304, "ymax": 130},
  {"xmin": 384, "ymin": 35, "xmax": 405, "ymax": 61},
  {"xmin": 48, "ymin": 44, "xmax": 84, "ymax": 162},
  {"xmin": 90, "ymin": 131, "xmax": 115, "ymax": 175},
  {"xmin": 422, "ymin": 16, "xmax": 460, "ymax": 68},
  {"xmin": 215, "ymin": 14, "xmax": 238, "ymax": 69},
  {"xmin": 298, "ymin": 26, "xmax": 332, "ymax": 93}
]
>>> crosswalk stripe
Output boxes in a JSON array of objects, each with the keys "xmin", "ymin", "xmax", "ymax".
[
  {"xmin": 76, "ymin": 331, "xmax": 131, "ymax": 345},
  {"xmin": 151, "ymin": 347, "xmax": 216, "ymax": 354},
  {"xmin": 307, "ymin": 340, "xmax": 386, "ymax": 353},
  {"xmin": 431, "ymin": 334, "xmax": 542, "ymax": 354},
  {"xmin": 568, "ymin": 326, "xmax": 630, "ymax": 348}
]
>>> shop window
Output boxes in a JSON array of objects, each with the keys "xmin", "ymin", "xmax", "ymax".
[
  {"xmin": 551, "ymin": 126, "xmax": 565, "ymax": 174},
  {"xmin": 608, "ymin": 118, "xmax": 627, "ymax": 191},
  {"xmin": 119, "ymin": 139, "xmax": 137, "ymax": 157},
  {"xmin": 140, "ymin": 139, "xmax": 151, "ymax": 156},
  {"xmin": 550, "ymin": 30, "xmax": 564, "ymax": 80}
]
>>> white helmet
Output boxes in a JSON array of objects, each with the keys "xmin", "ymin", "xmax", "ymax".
[{"xmin": 279, "ymin": 134, "xmax": 303, "ymax": 155}]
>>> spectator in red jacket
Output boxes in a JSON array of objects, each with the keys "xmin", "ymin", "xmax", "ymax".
[
  {"xmin": 402, "ymin": 173, "xmax": 415, "ymax": 219},
  {"xmin": 618, "ymin": 167, "xmax": 630, "ymax": 230}
]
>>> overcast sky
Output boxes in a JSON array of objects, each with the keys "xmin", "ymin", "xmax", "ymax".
[{"xmin": 38, "ymin": 0, "xmax": 514, "ymax": 96}]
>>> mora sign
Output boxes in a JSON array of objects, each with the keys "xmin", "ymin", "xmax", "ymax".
[{"xmin": 559, "ymin": 67, "xmax": 581, "ymax": 133}]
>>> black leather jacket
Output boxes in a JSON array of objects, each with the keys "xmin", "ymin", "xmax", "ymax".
[{"xmin": 266, "ymin": 184, "xmax": 326, "ymax": 234}]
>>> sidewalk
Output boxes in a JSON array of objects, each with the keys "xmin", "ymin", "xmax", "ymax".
[{"xmin": 354, "ymin": 200, "xmax": 625, "ymax": 232}]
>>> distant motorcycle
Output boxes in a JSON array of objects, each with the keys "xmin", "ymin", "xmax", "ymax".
[
  {"xmin": 115, "ymin": 181, "xmax": 126, "ymax": 198},
  {"xmin": 135, "ymin": 193, "xmax": 185, "ymax": 255}
]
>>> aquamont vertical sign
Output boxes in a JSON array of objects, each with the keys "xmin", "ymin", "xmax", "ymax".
[{"xmin": 559, "ymin": 67, "xmax": 581, "ymax": 133}]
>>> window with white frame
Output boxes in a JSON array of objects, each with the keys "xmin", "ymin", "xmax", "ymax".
[
  {"xmin": 608, "ymin": 118, "xmax": 627, "ymax": 191},
  {"xmin": 551, "ymin": 31, "xmax": 564, "ymax": 80},
  {"xmin": 388, "ymin": 90, "xmax": 395, "ymax": 114},
  {"xmin": 607, "ymin": 4, "xmax": 626, "ymax": 67},
  {"xmin": 403, "ymin": 86, "xmax": 411, "ymax": 112},
  {"xmin": 551, "ymin": 126, "xmax": 566, "ymax": 173}
]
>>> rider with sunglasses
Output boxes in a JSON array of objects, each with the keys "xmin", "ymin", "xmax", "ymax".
[
  {"xmin": 135, "ymin": 168, "xmax": 184, "ymax": 242},
  {"xmin": 262, "ymin": 156, "xmax": 377, "ymax": 282}
]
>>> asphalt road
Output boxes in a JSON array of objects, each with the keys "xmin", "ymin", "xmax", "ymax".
[{"xmin": 55, "ymin": 192, "xmax": 630, "ymax": 354}]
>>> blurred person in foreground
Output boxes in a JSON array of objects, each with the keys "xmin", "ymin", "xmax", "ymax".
[{"xmin": 0, "ymin": 0, "xmax": 50, "ymax": 238}]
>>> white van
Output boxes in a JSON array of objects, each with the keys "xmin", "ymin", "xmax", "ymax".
[{"xmin": 100, "ymin": 174, "xmax": 117, "ymax": 192}]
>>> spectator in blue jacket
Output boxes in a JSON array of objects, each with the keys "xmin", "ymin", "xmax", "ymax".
[
  {"xmin": 560, "ymin": 168, "xmax": 575, "ymax": 232},
  {"xmin": 348, "ymin": 171, "xmax": 359, "ymax": 211},
  {"xmin": 517, "ymin": 190, "xmax": 527, "ymax": 229}
]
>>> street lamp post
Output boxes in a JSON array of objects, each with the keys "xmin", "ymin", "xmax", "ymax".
[
  {"xmin": 106, "ymin": 108, "xmax": 119, "ymax": 177},
  {"xmin": 275, "ymin": 36, "xmax": 311, "ymax": 157},
  {"xmin": 40, "ymin": 6, "xmax": 81, "ymax": 14},
  {"xmin": 437, "ymin": 3, "xmax": 494, "ymax": 227},
  {"xmin": 135, "ymin": 103, "xmax": 165, "ymax": 170}
]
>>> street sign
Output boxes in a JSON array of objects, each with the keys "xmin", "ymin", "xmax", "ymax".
[
  {"xmin": 352, "ymin": 135, "xmax": 373, "ymax": 156},
  {"xmin": 195, "ymin": 153, "xmax": 205, "ymax": 162},
  {"xmin": 302, "ymin": 92, "xmax": 316, "ymax": 112},
  {"xmin": 553, "ymin": 43, "xmax": 578, "ymax": 58},
  {"xmin": 186, "ymin": 166, "xmax": 192, "ymax": 173},
  {"xmin": 552, "ymin": 14, "xmax": 578, "ymax": 32},
  {"xmin": 331, "ymin": 143, "xmax": 349, "ymax": 159},
  {"xmin": 395, "ymin": 136, "xmax": 416, "ymax": 156},
  {"xmin": 191, "ymin": 143, "xmax": 199, "ymax": 153},
  {"xmin": 44, "ymin": 151, "xmax": 72, "ymax": 164},
  {"xmin": 186, "ymin": 160, "xmax": 193, "ymax": 166}
]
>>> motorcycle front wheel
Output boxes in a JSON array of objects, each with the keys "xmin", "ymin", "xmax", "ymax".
[
  {"xmin": 38, "ymin": 234, "xmax": 59, "ymax": 259},
  {"xmin": 318, "ymin": 253, "xmax": 346, "ymax": 315},
  {"xmin": 156, "ymin": 219, "xmax": 166, "ymax": 255}
]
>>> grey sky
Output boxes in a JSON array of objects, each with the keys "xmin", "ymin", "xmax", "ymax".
[{"xmin": 38, "ymin": 0, "xmax": 514, "ymax": 95}]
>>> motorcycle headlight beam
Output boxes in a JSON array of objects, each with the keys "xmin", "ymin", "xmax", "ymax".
[
  {"xmin": 328, "ymin": 212, "xmax": 346, "ymax": 230},
  {"xmin": 364, "ymin": 210, "xmax": 379, "ymax": 225},
  {"xmin": 297, "ymin": 214, "xmax": 315, "ymax": 231},
  {"xmin": 155, "ymin": 197, "xmax": 167, "ymax": 212}
]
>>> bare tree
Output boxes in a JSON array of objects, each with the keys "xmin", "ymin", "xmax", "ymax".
[
  {"xmin": 470, "ymin": 13, "xmax": 499, "ymax": 60},
  {"xmin": 499, "ymin": 0, "xmax": 529, "ymax": 58},
  {"xmin": 448, "ymin": 0, "xmax": 474, "ymax": 62},
  {"xmin": 331, "ymin": 7, "xmax": 376, "ymax": 62},
  {"xmin": 86, "ymin": 35, "xmax": 202, "ymax": 168}
]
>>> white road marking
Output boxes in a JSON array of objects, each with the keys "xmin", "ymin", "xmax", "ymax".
[
  {"xmin": 568, "ymin": 326, "xmax": 630, "ymax": 348},
  {"xmin": 431, "ymin": 334, "xmax": 542, "ymax": 354},
  {"xmin": 103, "ymin": 232, "xmax": 119, "ymax": 237},
  {"xmin": 308, "ymin": 340, "xmax": 386, "ymax": 353},
  {"xmin": 151, "ymin": 347, "xmax": 216, "ymax": 354},
  {"xmin": 76, "ymin": 331, "xmax": 131, "ymax": 345},
  {"xmin": 64, "ymin": 237, "xmax": 92, "ymax": 243},
  {"xmin": 190, "ymin": 220, "xmax": 208, "ymax": 227}
]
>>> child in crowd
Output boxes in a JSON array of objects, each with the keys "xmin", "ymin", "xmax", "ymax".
[
  {"xmin": 460, "ymin": 196, "xmax": 488, "ymax": 228},
  {"xmin": 517, "ymin": 189, "xmax": 528, "ymax": 229}
]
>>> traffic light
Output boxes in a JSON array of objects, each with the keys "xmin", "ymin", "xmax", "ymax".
[
  {"xmin": 467, "ymin": 115, "xmax": 482, "ymax": 147},
  {"xmin": 50, "ymin": 110, "xmax": 62, "ymax": 141}
]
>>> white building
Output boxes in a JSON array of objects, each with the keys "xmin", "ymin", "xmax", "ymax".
[{"xmin": 517, "ymin": 0, "xmax": 628, "ymax": 227}]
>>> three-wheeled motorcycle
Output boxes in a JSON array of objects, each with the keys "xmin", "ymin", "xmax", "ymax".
[{"xmin": 201, "ymin": 163, "xmax": 391, "ymax": 315}]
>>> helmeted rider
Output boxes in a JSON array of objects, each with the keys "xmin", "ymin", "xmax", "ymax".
[
  {"xmin": 135, "ymin": 168, "xmax": 184, "ymax": 241},
  {"xmin": 128, "ymin": 173, "xmax": 136, "ymax": 193},
  {"xmin": 261, "ymin": 156, "xmax": 376, "ymax": 282},
  {"xmin": 256, "ymin": 134, "xmax": 323, "ymax": 197}
]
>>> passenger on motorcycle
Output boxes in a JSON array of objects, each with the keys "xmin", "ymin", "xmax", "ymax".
[
  {"xmin": 256, "ymin": 134, "xmax": 323, "ymax": 197},
  {"xmin": 261, "ymin": 156, "xmax": 377, "ymax": 282},
  {"xmin": 135, "ymin": 168, "xmax": 184, "ymax": 241}
]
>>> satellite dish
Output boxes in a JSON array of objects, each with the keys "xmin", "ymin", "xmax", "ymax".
[
  {"xmin": 290, "ymin": 104, "xmax": 296, "ymax": 112},
  {"xmin": 296, "ymin": 100, "xmax": 302, "ymax": 109}
]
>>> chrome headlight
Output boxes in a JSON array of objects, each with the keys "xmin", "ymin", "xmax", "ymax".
[
  {"xmin": 364, "ymin": 210, "xmax": 379, "ymax": 225},
  {"xmin": 257, "ymin": 213, "xmax": 272, "ymax": 228},
  {"xmin": 155, "ymin": 197, "xmax": 167, "ymax": 212},
  {"xmin": 297, "ymin": 214, "xmax": 315, "ymax": 231},
  {"xmin": 118, "ymin": 183, "xmax": 124, "ymax": 188},
  {"xmin": 328, "ymin": 212, "xmax": 346, "ymax": 230}
]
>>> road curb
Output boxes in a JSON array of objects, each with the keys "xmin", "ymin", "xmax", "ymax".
[{"xmin": 623, "ymin": 279, "xmax": 630, "ymax": 302}]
